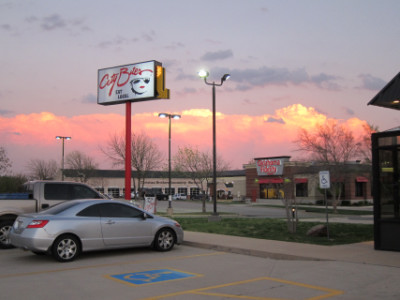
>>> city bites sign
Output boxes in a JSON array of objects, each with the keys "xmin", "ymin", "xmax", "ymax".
[
  {"xmin": 255, "ymin": 156, "xmax": 290, "ymax": 176},
  {"xmin": 97, "ymin": 60, "xmax": 170, "ymax": 105}
]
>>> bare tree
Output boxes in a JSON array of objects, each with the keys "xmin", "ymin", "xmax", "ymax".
[
  {"xmin": 359, "ymin": 123, "xmax": 378, "ymax": 163},
  {"xmin": 0, "ymin": 146, "xmax": 12, "ymax": 176},
  {"xmin": 294, "ymin": 120, "xmax": 363, "ymax": 211},
  {"xmin": 295, "ymin": 120, "xmax": 361, "ymax": 163},
  {"xmin": 65, "ymin": 150, "xmax": 98, "ymax": 183},
  {"xmin": 100, "ymin": 132, "xmax": 164, "ymax": 194},
  {"xmin": 27, "ymin": 159, "xmax": 58, "ymax": 180},
  {"xmin": 173, "ymin": 145, "xmax": 230, "ymax": 213}
]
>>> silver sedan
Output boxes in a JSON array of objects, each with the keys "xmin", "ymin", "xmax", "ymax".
[{"xmin": 9, "ymin": 199, "xmax": 183, "ymax": 262}]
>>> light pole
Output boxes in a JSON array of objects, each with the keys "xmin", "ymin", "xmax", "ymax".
[
  {"xmin": 198, "ymin": 70, "xmax": 230, "ymax": 220},
  {"xmin": 55, "ymin": 136, "xmax": 71, "ymax": 181},
  {"xmin": 158, "ymin": 113, "xmax": 181, "ymax": 215}
]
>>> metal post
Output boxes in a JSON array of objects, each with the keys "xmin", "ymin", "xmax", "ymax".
[
  {"xmin": 198, "ymin": 71, "xmax": 229, "ymax": 222},
  {"xmin": 325, "ymin": 189, "xmax": 330, "ymax": 239},
  {"xmin": 56, "ymin": 136, "xmax": 71, "ymax": 181},
  {"xmin": 158, "ymin": 113, "xmax": 180, "ymax": 215},
  {"xmin": 61, "ymin": 138, "xmax": 65, "ymax": 181},
  {"xmin": 212, "ymin": 83, "xmax": 218, "ymax": 216},
  {"xmin": 168, "ymin": 116, "xmax": 172, "ymax": 210}
]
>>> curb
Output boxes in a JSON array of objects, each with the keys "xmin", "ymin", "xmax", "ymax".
[{"xmin": 182, "ymin": 240, "xmax": 323, "ymax": 261}]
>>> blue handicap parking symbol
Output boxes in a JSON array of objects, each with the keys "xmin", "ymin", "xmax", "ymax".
[{"xmin": 110, "ymin": 269, "xmax": 197, "ymax": 285}]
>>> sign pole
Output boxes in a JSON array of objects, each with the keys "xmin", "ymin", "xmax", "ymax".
[
  {"xmin": 324, "ymin": 188, "xmax": 330, "ymax": 239},
  {"xmin": 125, "ymin": 102, "xmax": 132, "ymax": 200}
]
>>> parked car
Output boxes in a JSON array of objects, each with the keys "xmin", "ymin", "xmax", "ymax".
[
  {"xmin": 172, "ymin": 193, "xmax": 187, "ymax": 200},
  {"xmin": 9, "ymin": 199, "xmax": 183, "ymax": 262},
  {"xmin": 156, "ymin": 194, "xmax": 169, "ymax": 201},
  {"xmin": 190, "ymin": 194, "xmax": 208, "ymax": 200}
]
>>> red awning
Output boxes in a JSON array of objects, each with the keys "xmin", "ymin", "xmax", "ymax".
[
  {"xmin": 294, "ymin": 178, "xmax": 308, "ymax": 183},
  {"xmin": 356, "ymin": 176, "xmax": 369, "ymax": 182},
  {"xmin": 258, "ymin": 178, "xmax": 283, "ymax": 184}
]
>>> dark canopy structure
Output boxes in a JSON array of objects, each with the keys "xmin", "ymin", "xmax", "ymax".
[
  {"xmin": 368, "ymin": 72, "xmax": 400, "ymax": 111},
  {"xmin": 369, "ymin": 72, "xmax": 400, "ymax": 251}
]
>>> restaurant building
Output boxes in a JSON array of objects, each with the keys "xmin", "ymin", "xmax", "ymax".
[{"xmin": 244, "ymin": 156, "xmax": 372, "ymax": 204}]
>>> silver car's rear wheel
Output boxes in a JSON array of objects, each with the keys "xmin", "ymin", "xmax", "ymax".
[
  {"xmin": 0, "ymin": 221, "xmax": 14, "ymax": 249},
  {"xmin": 154, "ymin": 228, "xmax": 175, "ymax": 251},
  {"xmin": 52, "ymin": 235, "xmax": 81, "ymax": 262}
]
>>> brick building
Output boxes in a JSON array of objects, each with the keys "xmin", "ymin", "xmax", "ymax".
[{"xmin": 244, "ymin": 156, "xmax": 372, "ymax": 204}]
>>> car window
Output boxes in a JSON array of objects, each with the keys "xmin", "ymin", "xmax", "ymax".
[
  {"xmin": 44, "ymin": 184, "xmax": 73, "ymax": 200},
  {"xmin": 97, "ymin": 203, "xmax": 143, "ymax": 218},
  {"xmin": 71, "ymin": 185, "xmax": 101, "ymax": 199},
  {"xmin": 44, "ymin": 183, "xmax": 100, "ymax": 200},
  {"xmin": 77, "ymin": 204, "xmax": 101, "ymax": 217}
]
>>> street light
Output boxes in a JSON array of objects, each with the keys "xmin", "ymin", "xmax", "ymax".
[
  {"xmin": 158, "ymin": 113, "xmax": 181, "ymax": 215},
  {"xmin": 198, "ymin": 70, "xmax": 230, "ymax": 219},
  {"xmin": 55, "ymin": 136, "xmax": 71, "ymax": 181}
]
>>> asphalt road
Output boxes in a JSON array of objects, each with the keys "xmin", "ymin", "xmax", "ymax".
[
  {"xmin": 154, "ymin": 199, "xmax": 350, "ymax": 219},
  {"xmin": 153, "ymin": 200, "xmax": 374, "ymax": 224},
  {"xmin": 155, "ymin": 200, "xmax": 296, "ymax": 216}
]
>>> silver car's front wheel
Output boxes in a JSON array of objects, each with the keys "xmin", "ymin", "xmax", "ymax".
[
  {"xmin": 154, "ymin": 228, "xmax": 175, "ymax": 251},
  {"xmin": 52, "ymin": 235, "xmax": 81, "ymax": 262}
]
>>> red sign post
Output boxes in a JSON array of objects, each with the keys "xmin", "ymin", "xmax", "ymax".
[{"xmin": 125, "ymin": 102, "xmax": 132, "ymax": 200}]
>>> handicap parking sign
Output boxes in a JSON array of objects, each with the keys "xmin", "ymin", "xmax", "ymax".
[
  {"xmin": 319, "ymin": 171, "xmax": 330, "ymax": 189},
  {"xmin": 109, "ymin": 269, "xmax": 198, "ymax": 285}
]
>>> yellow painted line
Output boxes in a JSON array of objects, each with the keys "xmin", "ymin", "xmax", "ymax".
[
  {"xmin": 0, "ymin": 251, "xmax": 225, "ymax": 279},
  {"xmin": 194, "ymin": 291, "xmax": 282, "ymax": 300},
  {"xmin": 141, "ymin": 276, "xmax": 344, "ymax": 300}
]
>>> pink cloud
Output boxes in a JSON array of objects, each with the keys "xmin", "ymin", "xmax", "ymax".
[{"xmin": 0, "ymin": 104, "xmax": 371, "ymax": 173}]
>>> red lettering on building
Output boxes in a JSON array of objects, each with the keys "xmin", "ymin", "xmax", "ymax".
[
  {"xmin": 259, "ymin": 166, "xmax": 277, "ymax": 175},
  {"xmin": 257, "ymin": 159, "xmax": 281, "ymax": 167},
  {"xmin": 99, "ymin": 67, "xmax": 153, "ymax": 96}
]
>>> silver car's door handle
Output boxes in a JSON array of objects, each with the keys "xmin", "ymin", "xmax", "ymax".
[{"xmin": 105, "ymin": 220, "xmax": 115, "ymax": 225}]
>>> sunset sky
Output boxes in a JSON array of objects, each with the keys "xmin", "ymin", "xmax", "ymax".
[{"xmin": 1, "ymin": 0, "xmax": 400, "ymax": 174}]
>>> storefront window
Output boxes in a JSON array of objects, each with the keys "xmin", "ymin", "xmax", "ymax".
[
  {"xmin": 107, "ymin": 187, "xmax": 120, "ymax": 198},
  {"xmin": 355, "ymin": 182, "xmax": 365, "ymax": 197},
  {"xmin": 260, "ymin": 184, "xmax": 282, "ymax": 199},
  {"xmin": 190, "ymin": 187, "xmax": 200, "ymax": 196},
  {"xmin": 296, "ymin": 183, "xmax": 308, "ymax": 197},
  {"xmin": 177, "ymin": 187, "xmax": 187, "ymax": 195},
  {"xmin": 165, "ymin": 188, "xmax": 175, "ymax": 195},
  {"xmin": 378, "ymin": 135, "xmax": 400, "ymax": 147}
]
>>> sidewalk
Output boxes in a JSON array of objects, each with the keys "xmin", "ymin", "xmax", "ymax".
[{"xmin": 183, "ymin": 231, "xmax": 400, "ymax": 268}]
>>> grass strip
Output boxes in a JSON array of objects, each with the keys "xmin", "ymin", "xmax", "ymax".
[{"xmin": 174, "ymin": 217, "xmax": 373, "ymax": 246}]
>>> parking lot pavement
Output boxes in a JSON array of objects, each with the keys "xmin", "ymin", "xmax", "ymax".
[{"xmin": 2, "ymin": 243, "xmax": 400, "ymax": 300}]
